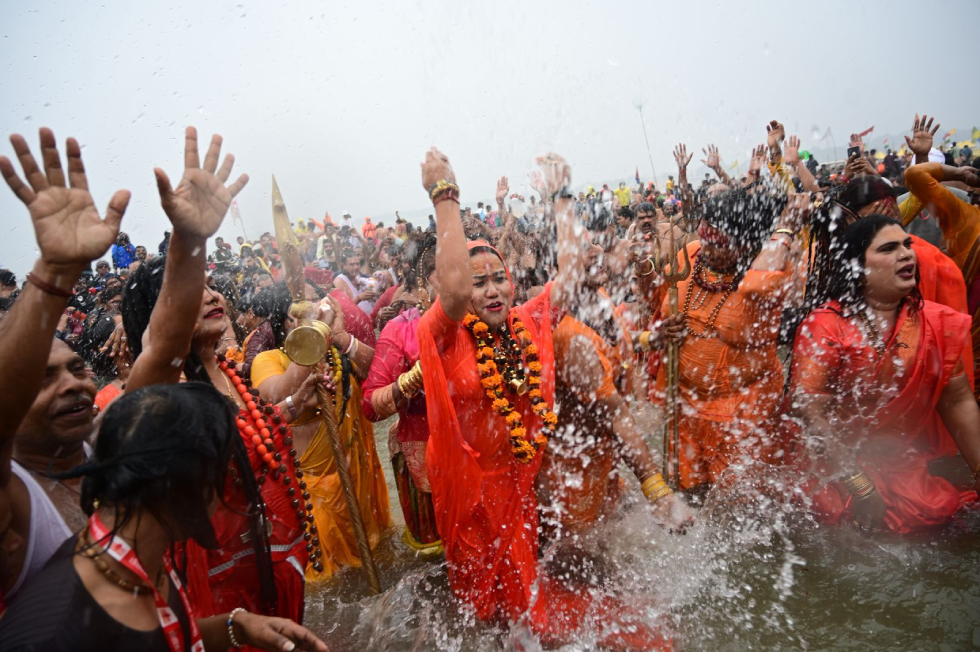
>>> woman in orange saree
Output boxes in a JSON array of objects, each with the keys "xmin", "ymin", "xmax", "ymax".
[
  {"xmin": 790, "ymin": 216, "xmax": 980, "ymax": 533},
  {"xmin": 416, "ymin": 148, "xmax": 668, "ymax": 649}
]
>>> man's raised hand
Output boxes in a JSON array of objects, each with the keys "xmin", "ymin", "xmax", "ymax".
[
  {"xmin": 673, "ymin": 144, "xmax": 693, "ymax": 170},
  {"xmin": 0, "ymin": 128, "xmax": 129, "ymax": 273},
  {"xmin": 700, "ymin": 144, "xmax": 721, "ymax": 170},
  {"xmin": 904, "ymin": 113, "xmax": 940, "ymax": 157}
]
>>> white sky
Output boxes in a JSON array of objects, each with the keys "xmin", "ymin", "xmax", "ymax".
[{"xmin": 1, "ymin": 0, "xmax": 978, "ymax": 274}]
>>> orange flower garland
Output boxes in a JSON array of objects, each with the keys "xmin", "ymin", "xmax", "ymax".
[{"xmin": 463, "ymin": 313, "xmax": 557, "ymax": 463}]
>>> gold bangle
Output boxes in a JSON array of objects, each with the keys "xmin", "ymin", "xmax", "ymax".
[
  {"xmin": 638, "ymin": 331, "xmax": 652, "ymax": 351},
  {"xmin": 637, "ymin": 257, "xmax": 656, "ymax": 277},
  {"xmin": 773, "ymin": 228, "xmax": 796, "ymax": 238},
  {"xmin": 647, "ymin": 486, "xmax": 674, "ymax": 503},
  {"xmin": 641, "ymin": 473, "xmax": 668, "ymax": 499}
]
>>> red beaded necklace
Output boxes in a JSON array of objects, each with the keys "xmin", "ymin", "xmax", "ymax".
[{"xmin": 215, "ymin": 353, "xmax": 323, "ymax": 573}]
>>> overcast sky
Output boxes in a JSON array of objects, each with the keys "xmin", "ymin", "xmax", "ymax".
[{"xmin": 1, "ymin": 0, "xmax": 978, "ymax": 274}]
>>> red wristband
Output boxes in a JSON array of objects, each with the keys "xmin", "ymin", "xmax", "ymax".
[{"xmin": 26, "ymin": 272, "xmax": 73, "ymax": 298}]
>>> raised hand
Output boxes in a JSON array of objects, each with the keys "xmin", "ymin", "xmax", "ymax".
[
  {"xmin": 747, "ymin": 144, "xmax": 767, "ymax": 177},
  {"xmin": 903, "ymin": 113, "xmax": 940, "ymax": 157},
  {"xmin": 528, "ymin": 170, "xmax": 547, "ymax": 198},
  {"xmin": 784, "ymin": 135, "xmax": 802, "ymax": 166},
  {"xmin": 0, "ymin": 128, "xmax": 129, "ymax": 273},
  {"xmin": 535, "ymin": 153, "xmax": 572, "ymax": 198},
  {"xmin": 673, "ymin": 144, "xmax": 693, "ymax": 170},
  {"xmin": 154, "ymin": 126, "xmax": 248, "ymax": 240},
  {"xmin": 495, "ymin": 176, "xmax": 509, "ymax": 205},
  {"xmin": 700, "ymin": 144, "xmax": 721, "ymax": 169},
  {"xmin": 420, "ymin": 147, "xmax": 455, "ymax": 192},
  {"xmin": 766, "ymin": 120, "xmax": 785, "ymax": 151}
]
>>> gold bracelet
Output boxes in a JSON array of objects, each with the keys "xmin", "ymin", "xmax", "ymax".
[
  {"xmin": 638, "ymin": 331, "xmax": 652, "ymax": 351},
  {"xmin": 637, "ymin": 257, "xmax": 656, "ymax": 277},
  {"xmin": 428, "ymin": 179, "xmax": 460, "ymax": 202},
  {"xmin": 841, "ymin": 471, "xmax": 876, "ymax": 499},
  {"xmin": 641, "ymin": 473, "xmax": 669, "ymax": 499},
  {"xmin": 647, "ymin": 486, "xmax": 674, "ymax": 503},
  {"xmin": 773, "ymin": 228, "xmax": 796, "ymax": 238}
]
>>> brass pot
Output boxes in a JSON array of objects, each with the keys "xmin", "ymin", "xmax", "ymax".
[{"xmin": 283, "ymin": 320, "xmax": 332, "ymax": 366}]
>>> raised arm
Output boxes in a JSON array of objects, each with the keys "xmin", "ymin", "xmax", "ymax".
[
  {"xmin": 673, "ymin": 144, "xmax": 695, "ymax": 210},
  {"xmin": 0, "ymin": 128, "xmax": 128, "ymax": 465},
  {"xmin": 422, "ymin": 147, "xmax": 471, "ymax": 321},
  {"xmin": 126, "ymin": 127, "xmax": 248, "ymax": 391},
  {"xmin": 537, "ymin": 154, "xmax": 585, "ymax": 310},
  {"xmin": 782, "ymin": 135, "xmax": 820, "ymax": 193}
]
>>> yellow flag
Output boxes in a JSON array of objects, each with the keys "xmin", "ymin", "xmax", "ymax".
[
  {"xmin": 728, "ymin": 159, "xmax": 739, "ymax": 170},
  {"xmin": 950, "ymin": 128, "xmax": 957, "ymax": 136},
  {"xmin": 972, "ymin": 127, "xmax": 980, "ymax": 141}
]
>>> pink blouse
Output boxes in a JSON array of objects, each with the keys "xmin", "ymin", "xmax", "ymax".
[{"xmin": 361, "ymin": 308, "xmax": 429, "ymax": 443}]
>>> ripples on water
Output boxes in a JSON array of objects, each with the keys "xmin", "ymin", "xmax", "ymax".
[{"xmin": 306, "ymin": 420, "xmax": 980, "ymax": 651}]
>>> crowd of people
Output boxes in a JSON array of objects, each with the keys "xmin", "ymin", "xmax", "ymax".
[{"xmin": 0, "ymin": 112, "xmax": 978, "ymax": 650}]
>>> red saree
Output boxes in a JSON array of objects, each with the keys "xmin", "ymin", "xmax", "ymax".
[{"xmin": 790, "ymin": 300, "xmax": 977, "ymax": 533}]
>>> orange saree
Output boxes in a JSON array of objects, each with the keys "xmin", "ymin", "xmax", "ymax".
[{"xmin": 790, "ymin": 300, "xmax": 977, "ymax": 533}]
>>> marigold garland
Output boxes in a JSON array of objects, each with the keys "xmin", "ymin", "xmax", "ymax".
[{"xmin": 463, "ymin": 313, "xmax": 557, "ymax": 463}]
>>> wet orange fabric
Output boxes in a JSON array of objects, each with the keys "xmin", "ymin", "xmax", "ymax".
[
  {"xmin": 904, "ymin": 163, "xmax": 979, "ymax": 398},
  {"xmin": 790, "ymin": 300, "xmax": 977, "ymax": 533},
  {"xmin": 907, "ymin": 234, "xmax": 973, "ymax": 389},
  {"xmin": 251, "ymin": 349, "xmax": 391, "ymax": 580},
  {"xmin": 537, "ymin": 315, "xmax": 623, "ymax": 535},
  {"xmin": 418, "ymin": 287, "xmax": 557, "ymax": 622},
  {"xmin": 656, "ymin": 242, "xmax": 790, "ymax": 489}
]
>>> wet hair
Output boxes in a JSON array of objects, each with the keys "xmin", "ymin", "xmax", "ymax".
[
  {"xmin": 121, "ymin": 255, "xmax": 277, "ymax": 612},
  {"xmin": 99, "ymin": 286, "xmax": 123, "ymax": 305},
  {"xmin": 823, "ymin": 214, "xmax": 922, "ymax": 312},
  {"xmin": 836, "ymin": 176, "xmax": 896, "ymax": 215},
  {"xmin": 700, "ymin": 181, "xmax": 788, "ymax": 256},
  {"xmin": 65, "ymin": 383, "xmax": 235, "ymax": 550},
  {"xmin": 250, "ymin": 283, "xmax": 292, "ymax": 348},
  {"xmin": 209, "ymin": 274, "xmax": 244, "ymax": 343},
  {"xmin": 0, "ymin": 269, "xmax": 15, "ymax": 287},
  {"xmin": 402, "ymin": 232, "xmax": 437, "ymax": 291},
  {"xmin": 634, "ymin": 202, "xmax": 657, "ymax": 217}
]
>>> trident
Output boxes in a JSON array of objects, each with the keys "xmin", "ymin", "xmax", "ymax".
[{"xmin": 652, "ymin": 218, "xmax": 691, "ymax": 489}]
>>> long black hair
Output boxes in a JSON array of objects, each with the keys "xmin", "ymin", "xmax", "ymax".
[
  {"xmin": 823, "ymin": 214, "xmax": 922, "ymax": 313},
  {"xmin": 120, "ymin": 254, "xmax": 277, "ymax": 613},
  {"xmin": 250, "ymin": 283, "xmax": 293, "ymax": 349},
  {"xmin": 67, "ymin": 383, "xmax": 235, "ymax": 549}
]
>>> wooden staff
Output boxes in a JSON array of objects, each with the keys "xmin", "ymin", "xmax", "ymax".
[
  {"xmin": 314, "ymin": 359, "xmax": 382, "ymax": 595},
  {"xmin": 653, "ymin": 218, "xmax": 691, "ymax": 489}
]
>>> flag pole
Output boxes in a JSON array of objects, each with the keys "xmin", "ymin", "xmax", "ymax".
[{"xmin": 636, "ymin": 104, "xmax": 658, "ymax": 185}]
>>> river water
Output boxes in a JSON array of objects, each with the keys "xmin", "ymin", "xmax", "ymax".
[{"xmin": 304, "ymin": 412, "xmax": 980, "ymax": 651}]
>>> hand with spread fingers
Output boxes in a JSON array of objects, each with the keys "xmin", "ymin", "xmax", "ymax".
[
  {"xmin": 0, "ymin": 128, "xmax": 129, "ymax": 275},
  {"xmin": 495, "ymin": 175, "xmax": 509, "ymax": 206},
  {"xmin": 904, "ymin": 113, "xmax": 941, "ymax": 161},
  {"xmin": 701, "ymin": 144, "xmax": 721, "ymax": 170},
  {"xmin": 673, "ymin": 143, "xmax": 693, "ymax": 170},
  {"xmin": 747, "ymin": 144, "xmax": 767, "ymax": 178},
  {"xmin": 154, "ymin": 126, "xmax": 249, "ymax": 240},
  {"xmin": 784, "ymin": 135, "xmax": 802, "ymax": 167}
]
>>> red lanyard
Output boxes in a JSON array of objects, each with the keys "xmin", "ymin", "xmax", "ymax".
[{"xmin": 89, "ymin": 513, "xmax": 204, "ymax": 652}]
